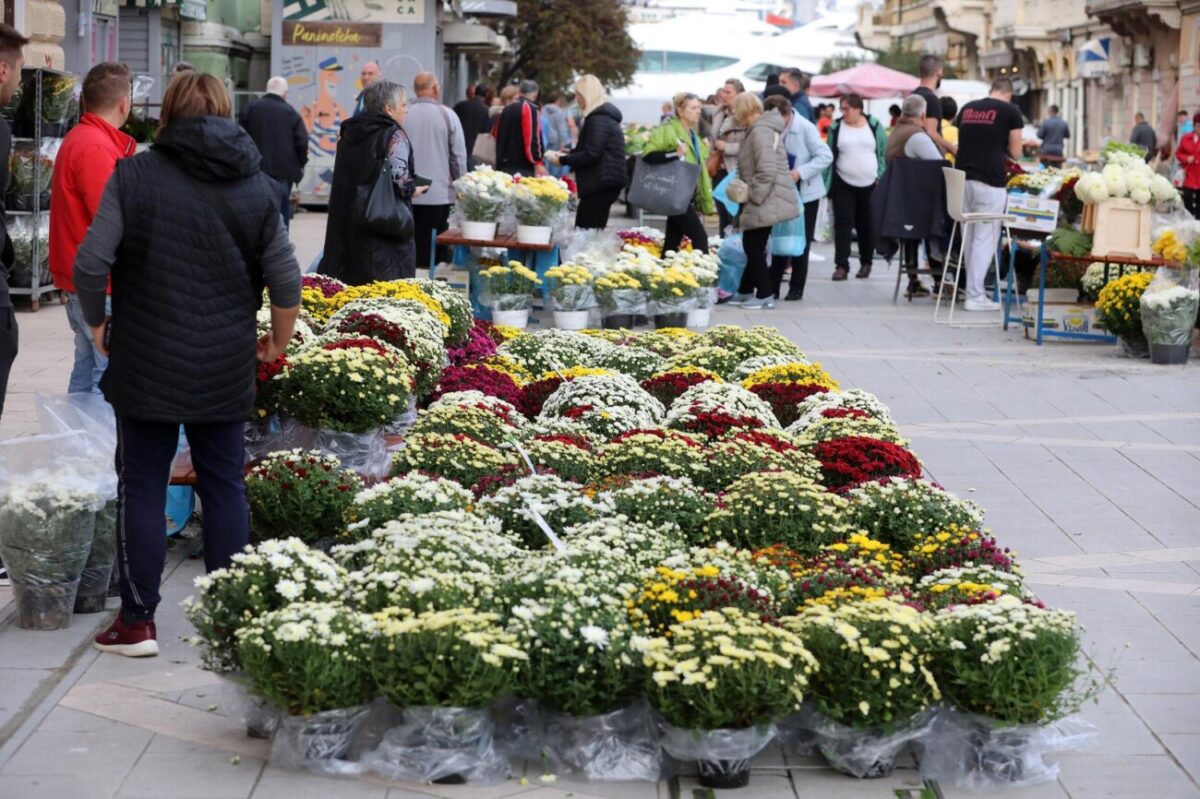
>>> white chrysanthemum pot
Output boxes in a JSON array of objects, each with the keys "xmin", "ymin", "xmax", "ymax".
[
  {"xmin": 554, "ymin": 310, "xmax": 589, "ymax": 330},
  {"xmin": 687, "ymin": 307, "xmax": 712, "ymax": 329},
  {"xmin": 461, "ymin": 220, "xmax": 497, "ymax": 241},
  {"xmin": 491, "ymin": 309, "xmax": 530, "ymax": 329},
  {"xmin": 516, "ymin": 224, "xmax": 552, "ymax": 245}
]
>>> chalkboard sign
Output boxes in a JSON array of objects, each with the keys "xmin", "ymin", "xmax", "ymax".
[{"xmin": 627, "ymin": 157, "xmax": 701, "ymax": 217}]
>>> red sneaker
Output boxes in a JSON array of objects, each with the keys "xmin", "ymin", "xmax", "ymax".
[{"xmin": 94, "ymin": 615, "xmax": 159, "ymax": 657}]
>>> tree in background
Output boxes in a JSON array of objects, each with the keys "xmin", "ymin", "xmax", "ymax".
[
  {"xmin": 819, "ymin": 45, "xmax": 958, "ymax": 78},
  {"xmin": 499, "ymin": 0, "xmax": 638, "ymax": 93}
]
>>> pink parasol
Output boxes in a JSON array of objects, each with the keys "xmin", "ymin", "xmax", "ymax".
[{"xmin": 808, "ymin": 63, "xmax": 920, "ymax": 99}]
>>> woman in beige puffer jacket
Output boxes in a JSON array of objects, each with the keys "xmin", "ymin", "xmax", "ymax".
[{"xmin": 735, "ymin": 94, "xmax": 800, "ymax": 309}]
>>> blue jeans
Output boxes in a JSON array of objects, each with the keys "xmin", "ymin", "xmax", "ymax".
[
  {"xmin": 273, "ymin": 177, "xmax": 292, "ymax": 228},
  {"xmin": 65, "ymin": 293, "xmax": 109, "ymax": 395}
]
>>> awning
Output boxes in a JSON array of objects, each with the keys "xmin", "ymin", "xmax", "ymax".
[
  {"xmin": 460, "ymin": 0, "xmax": 517, "ymax": 17},
  {"xmin": 809, "ymin": 62, "xmax": 918, "ymax": 99},
  {"xmin": 980, "ymin": 49, "xmax": 1014, "ymax": 69},
  {"xmin": 1078, "ymin": 37, "xmax": 1111, "ymax": 78},
  {"xmin": 443, "ymin": 21, "xmax": 503, "ymax": 51},
  {"xmin": 121, "ymin": 0, "xmax": 205, "ymax": 19}
]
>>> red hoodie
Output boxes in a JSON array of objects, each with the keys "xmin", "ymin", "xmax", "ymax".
[{"xmin": 49, "ymin": 113, "xmax": 137, "ymax": 293}]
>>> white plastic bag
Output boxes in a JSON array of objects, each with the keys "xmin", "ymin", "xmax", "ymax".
[
  {"xmin": 279, "ymin": 419, "xmax": 390, "ymax": 481},
  {"xmin": 916, "ymin": 707, "xmax": 1098, "ymax": 790},
  {"xmin": 269, "ymin": 705, "xmax": 369, "ymax": 777},
  {"xmin": 361, "ymin": 705, "xmax": 509, "ymax": 784},
  {"xmin": 219, "ymin": 674, "xmax": 283, "ymax": 740},
  {"xmin": 660, "ymin": 723, "xmax": 775, "ymax": 789},
  {"xmin": 814, "ymin": 196, "xmax": 833, "ymax": 243},
  {"xmin": 540, "ymin": 702, "xmax": 662, "ymax": 781},
  {"xmin": 809, "ymin": 709, "xmax": 933, "ymax": 779}
]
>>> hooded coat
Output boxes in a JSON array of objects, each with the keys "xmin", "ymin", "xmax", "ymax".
[
  {"xmin": 737, "ymin": 109, "xmax": 801, "ymax": 231},
  {"xmin": 560, "ymin": 102, "xmax": 626, "ymax": 197},
  {"xmin": 320, "ymin": 111, "xmax": 416, "ymax": 283}
]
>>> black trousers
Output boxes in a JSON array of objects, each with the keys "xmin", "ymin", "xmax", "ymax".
[
  {"xmin": 664, "ymin": 207, "xmax": 709, "ymax": 254},
  {"xmin": 0, "ymin": 306, "xmax": 17, "ymax": 420},
  {"xmin": 575, "ymin": 186, "xmax": 622, "ymax": 230},
  {"xmin": 768, "ymin": 197, "xmax": 820, "ymax": 298},
  {"xmin": 116, "ymin": 416, "xmax": 248, "ymax": 620},
  {"xmin": 739, "ymin": 226, "xmax": 773, "ymax": 299},
  {"xmin": 413, "ymin": 204, "xmax": 452, "ymax": 272},
  {"xmin": 1184, "ymin": 188, "xmax": 1200, "ymax": 220},
  {"xmin": 831, "ymin": 174, "xmax": 876, "ymax": 270}
]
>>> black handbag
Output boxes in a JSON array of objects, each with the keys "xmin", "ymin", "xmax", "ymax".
[
  {"xmin": 355, "ymin": 158, "xmax": 414, "ymax": 241},
  {"xmin": 627, "ymin": 156, "xmax": 701, "ymax": 217}
]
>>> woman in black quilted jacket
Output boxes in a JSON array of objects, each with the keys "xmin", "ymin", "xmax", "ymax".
[{"xmin": 546, "ymin": 74, "xmax": 626, "ymax": 230}]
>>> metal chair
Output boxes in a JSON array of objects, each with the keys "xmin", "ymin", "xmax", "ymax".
[{"xmin": 935, "ymin": 166, "xmax": 1016, "ymax": 327}]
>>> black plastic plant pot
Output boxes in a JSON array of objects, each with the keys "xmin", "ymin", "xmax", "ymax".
[
  {"xmin": 432, "ymin": 774, "xmax": 467, "ymax": 785},
  {"xmin": 632, "ymin": 313, "xmax": 651, "ymax": 327},
  {"xmin": 13, "ymin": 580, "xmax": 80, "ymax": 630},
  {"xmin": 603, "ymin": 314, "xmax": 635, "ymax": 329},
  {"xmin": 73, "ymin": 587, "xmax": 109, "ymax": 614},
  {"xmin": 655, "ymin": 313, "xmax": 689, "ymax": 329},
  {"xmin": 969, "ymin": 724, "xmax": 1032, "ymax": 783},
  {"xmin": 697, "ymin": 759, "xmax": 752, "ymax": 789},
  {"xmin": 1149, "ymin": 342, "xmax": 1189, "ymax": 365}
]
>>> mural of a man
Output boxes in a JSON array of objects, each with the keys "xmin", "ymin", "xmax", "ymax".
[{"xmin": 299, "ymin": 56, "xmax": 348, "ymax": 158}]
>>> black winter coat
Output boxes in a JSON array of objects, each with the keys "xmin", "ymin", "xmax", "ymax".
[
  {"xmin": 870, "ymin": 158, "xmax": 946, "ymax": 260},
  {"xmin": 239, "ymin": 93, "xmax": 308, "ymax": 184},
  {"xmin": 561, "ymin": 103, "xmax": 626, "ymax": 197},
  {"xmin": 102, "ymin": 117, "xmax": 283, "ymax": 423},
  {"xmin": 320, "ymin": 112, "xmax": 416, "ymax": 284}
]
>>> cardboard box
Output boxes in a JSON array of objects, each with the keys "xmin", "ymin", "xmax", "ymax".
[{"xmin": 1086, "ymin": 198, "xmax": 1153, "ymax": 260}]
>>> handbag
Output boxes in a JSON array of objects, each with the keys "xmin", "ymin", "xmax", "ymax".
[
  {"xmin": 627, "ymin": 156, "xmax": 701, "ymax": 217},
  {"xmin": 726, "ymin": 178, "xmax": 749, "ymax": 204},
  {"xmin": 355, "ymin": 158, "xmax": 414, "ymax": 241},
  {"xmin": 705, "ymin": 146, "xmax": 723, "ymax": 179},
  {"xmin": 472, "ymin": 132, "xmax": 496, "ymax": 166}
]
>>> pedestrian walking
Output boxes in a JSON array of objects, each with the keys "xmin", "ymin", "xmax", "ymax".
[
  {"xmin": 73, "ymin": 72, "xmax": 302, "ymax": 657},
  {"xmin": 406, "ymin": 72, "xmax": 467, "ymax": 271},
  {"xmin": 1037, "ymin": 105, "xmax": 1069, "ymax": 168},
  {"xmin": 454, "ymin": 83, "xmax": 490, "ymax": 169},
  {"xmin": 762, "ymin": 95, "xmax": 831, "ymax": 301},
  {"xmin": 825, "ymin": 93, "xmax": 886, "ymax": 281},
  {"xmin": 642, "ymin": 92, "xmax": 715, "ymax": 254},
  {"xmin": 353, "ymin": 60, "xmax": 381, "ymax": 116},
  {"xmin": 732, "ymin": 93, "xmax": 799, "ymax": 310},
  {"xmin": 49, "ymin": 62, "xmax": 136, "ymax": 396},
  {"xmin": 955, "ymin": 77, "xmax": 1023, "ymax": 311},
  {"xmin": 883, "ymin": 94, "xmax": 943, "ymax": 298},
  {"xmin": 0, "ymin": 24, "xmax": 27, "ymax": 422},
  {"xmin": 320, "ymin": 81, "xmax": 429, "ymax": 283},
  {"xmin": 911, "ymin": 55, "xmax": 956, "ymax": 156},
  {"xmin": 779, "ymin": 68, "xmax": 814, "ymax": 123},
  {"xmin": 239, "ymin": 76, "xmax": 308, "ymax": 228},
  {"xmin": 1131, "ymin": 112, "xmax": 1157, "ymax": 163},
  {"xmin": 494, "ymin": 79, "xmax": 546, "ymax": 177},
  {"xmin": 710, "ymin": 78, "xmax": 748, "ymax": 234},
  {"xmin": 1177, "ymin": 114, "xmax": 1200, "ymax": 219},
  {"xmin": 545, "ymin": 74, "xmax": 626, "ymax": 230},
  {"xmin": 541, "ymin": 92, "xmax": 572, "ymax": 177}
]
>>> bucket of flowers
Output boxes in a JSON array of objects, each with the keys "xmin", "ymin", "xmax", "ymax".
[
  {"xmin": 646, "ymin": 266, "xmax": 700, "ymax": 329},
  {"xmin": 478, "ymin": 261, "xmax": 542, "ymax": 329},
  {"xmin": 1094, "ymin": 271, "xmax": 1155, "ymax": 357},
  {"xmin": 664, "ymin": 249, "xmax": 720, "ymax": 328},
  {"xmin": 1140, "ymin": 254, "xmax": 1200, "ymax": 364},
  {"xmin": 543, "ymin": 263, "xmax": 595, "ymax": 329},
  {"xmin": 512, "ymin": 175, "xmax": 571, "ymax": 244},
  {"xmin": 644, "ymin": 607, "xmax": 817, "ymax": 789},
  {"xmin": 453, "ymin": 166, "xmax": 512, "ymax": 241},
  {"xmin": 594, "ymin": 270, "xmax": 647, "ymax": 329}
]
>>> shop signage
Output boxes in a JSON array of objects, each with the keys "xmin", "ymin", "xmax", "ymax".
[
  {"xmin": 282, "ymin": 21, "xmax": 383, "ymax": 47},
  {"xmin": 1005, "ymin": 193, "xmax": 1060, "ymax": 234},
  {"xmin": 283, "ymin": 0, "xmax": 425, "ymax": 24}
]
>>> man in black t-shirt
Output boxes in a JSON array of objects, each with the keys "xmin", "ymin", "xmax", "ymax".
[
  {"xmin": 954, "ymin": 77, "xmax": 1023, "ymax": 311},
  {"xmin": 911, "ymin": 55, "xmax": 955, "ymax": 156}
]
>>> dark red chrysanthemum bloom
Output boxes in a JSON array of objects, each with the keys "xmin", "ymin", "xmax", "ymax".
[
  {"xmin": 519, "ymin": 376, "xmax": 566, "ymax": 417},
  {"xmin": 673, "ymin": 409, "xmax": 765, "ymax": 439},
  {"xmin": 813, "ymin": 436, "xmax": 921, "ymax": 493},
  {"xmin": 720, "ymin": 428, "xmax": 800, "ymax": 453},
  {"xmin": 430, "ymin": 365, "xmax": 524, "ymax": 409},
  {"xmin": 302, "ymin": 274, "xmax": 345, "ymax": 298},
  {"xmin": 336, "ymin": 313, "xmax": 412, "ymax": 351},
  {"xmin": 448, "ymin": 319, "xmax": 500, "ymax": 366},
  {"xmin": 747, "ymin": 382, "xmax": 832, "ymax": 426},
  {"xmin": 820, "ymin": 407, "xmax": 871, "ymax": 420},
  {"xmin": 640, "ymin": 371, "xmax": 717, "ymax": 406}
]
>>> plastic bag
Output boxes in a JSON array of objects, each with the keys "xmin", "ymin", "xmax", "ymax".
[
  {"xmin": 694, "ymin": 286, "xmax": 718, "ymax": 310},
  {"xmin": 36, "ymin": 393, "xmax": 117, "ymax": 456},
  {"xmin": 809, "ymin": 709, "xmax": 933, "ymax": 779},
  {"xmin": 713, "ymin": 170, "xmax": 741, "ymax": 217},
  {"xmin": 660, "ymin": 723, "xmax": 775, "ymax": 789},
  {"xmin": 717, "ymin": 233, "xmax": 747, "ymax": 296},
  {"xmin": 562, "ymin": 228, "xmax": 623, "ymax": 266},
  {"xmin": 916, "ymin": 707, "xmax": 1098, "ymax": 790},
  {"xmin": 549, "ymin": 284, "xmax": 595, "ymax": 312},
  {"xmin": 814, "ymin": 196, "xmax": 833, "ymax": 243},
  {"xmin": 492, "ymin": 697, "xmax": 547, "ymax": 761},
  {"xmin": 219, "ymin": 673, "xmax": 283, "ymax": 740},
  {"xmin": 598, "ymin": 288, "xmax": 648, "ymax": 318},
  {"xmin": 361, "ymin": 705, "xmax": 509, "ymax": 784},
  {"xmin": 270, "ymin": 705, "xmax": 369, "ymax": 777},
  {"xmin": 279, "ymin": 419, "xmax": 390, "ymax": 481},
  {"xmin": 382, "ymin": 398, "xmax": 419, "ymax": 437},
  {"xmin": 540, "ymin": 703, "xmax": 663, "ymax": 781},
  {"xmin": 1140, "ymin": 265, "xmax": 1200, "ymax": 347},
  {"xmin": 482, "ymin": 292, "xmax": 534, "ymax": 311},
  {"xmin": 73, "ymin": 499, "xmax": 116, "ymax": 614},
  {"xmin": 649, "ymin": 295, "xmax": 696, "ymax": 316},
  {"xmin": 777, "ymin": 703, "xmax": 818, "ymax": 757},
  {"xmin": 244, "ymin": 418, "xmax": 285, "ymax": 464}
]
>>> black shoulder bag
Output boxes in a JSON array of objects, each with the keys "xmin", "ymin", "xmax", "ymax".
[{"xmin": 354, "ymin": 128, "xmax": 415, "ymax": 241}]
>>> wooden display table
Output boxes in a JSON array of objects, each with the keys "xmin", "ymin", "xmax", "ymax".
[{"xmin": 436, "ymin": 227, "xmax": 560, "ymax": 318}]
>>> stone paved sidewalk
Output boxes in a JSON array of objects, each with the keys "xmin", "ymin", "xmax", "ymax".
[{"xmin": 0, "ymin": 213, "xmax": 1198, "ymax": 798}]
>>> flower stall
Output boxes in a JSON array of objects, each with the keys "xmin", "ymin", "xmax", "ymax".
[{"xmin": 180, "ymin": 310, "xmax": 1105, "ymax": 791}]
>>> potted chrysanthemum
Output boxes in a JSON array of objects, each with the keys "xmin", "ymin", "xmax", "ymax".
[
  {"xmin": 512, "ymin": 174, "xmax": 571, "ymax": 244},
  {"xmin": 543, "ymin": 262, "xmax": 595, "ymax": 329},
  {"xmin": 453, "ymin": 166, "xmax": 512, "ymax": 241},
  {"xmin": 478, "ymin": 260, "xmax": 542, "ymax": 329}
]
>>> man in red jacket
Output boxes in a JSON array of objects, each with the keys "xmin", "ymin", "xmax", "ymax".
[{"xmin": 50, "ymin": 62, "xmax": 135, "ymax": 394}]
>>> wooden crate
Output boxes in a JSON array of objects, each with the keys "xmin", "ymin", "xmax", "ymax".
[{"xmin": 1087, "ymin": 198, "xmax": 1153, "ymax": 260}]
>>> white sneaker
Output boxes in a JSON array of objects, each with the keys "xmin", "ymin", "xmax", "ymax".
[
  {"xmin": 741, "ymin": 296, "xmax": 776, "ymax": 310},
  {"xmin": 728, "ymin": 293, "xmax": 753, "ymax": 306},
  {"xmin": 964, "ymin": 298, "xmax": 1001, "ymax": 311}
]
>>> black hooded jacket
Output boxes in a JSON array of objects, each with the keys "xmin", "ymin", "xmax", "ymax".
[
  {"xmin": 319, "ymin": 111, "xmax": 416, "ymax": 284},
  {"xmin": 561, "ymin": 102, "xmax": 627, "ymax": 197},
  {"xmin": 90, "ymin": 116, "xmax": 290, "ymax": 423}
]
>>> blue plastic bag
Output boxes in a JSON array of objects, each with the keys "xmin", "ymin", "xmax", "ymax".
[
  {"xmin": 770, "ymin": 186, "xmax": 807, "ymax": 257},
  {"xmin": 718, "ymin": 232, "xmax": 747, "ymax": 296},
  {"xmin": 713, "ymin": 170, "xmax": 741, "ymax": 217}
]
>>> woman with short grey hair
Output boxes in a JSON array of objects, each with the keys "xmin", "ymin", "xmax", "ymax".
[{"xmin": 320, "ymin": 79, "xmax": 428, "ymax": 282}]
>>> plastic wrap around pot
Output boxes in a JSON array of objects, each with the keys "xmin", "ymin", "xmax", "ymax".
[
  {"xmin": 1140, "ymin": 266, "xmax": 1200, "ymax": 347},
  {"xmin": 649, "ymin": 296, "xmax": 697, "ymax": 317},
  {"xmin": 776, "ymin": 703, "xmax": 818, "ymax": 757},
  {"xmin": 73, "ymin": 499, "xmax": 117, "ymax": 614},
  {"xmin": 482, "ymin": 292, "xmax": 535, "ymax": 312},
  {"xmin": 598, "ymin": 288, "xmax": 648, "ymax": 317},
  {"xmin": 279, "ymin": 420, "xmax": 390, "ymax": 481},
  {"xmin": 382, "ymin": 398, "xmax": 419, "ymax": 437},
  {"xmin": 540, "ymin": 702, "xmax": 662, "ymax": 782},
  {"xmin": 244, "ymin": 418, "xmax": 285, "ymax": 465},
  {"xmin": 660, "ymin": 722, "xmax": 775, "ymax": 787},
  {"xmin": 810, "ymin": 709, "xmax": 933, "ymax": 779},
  {"xmin": 219, "ymin": 674, "xmax": 283, "ymax": 740},
  {"xmin": 492, "ymin": 697, "xmax": 546, "ymax": 762},
  {"xmin": 549, "ymin": 284, "xmax": 595, "ymax": 313},
  {"xmin": 269, "ymin": 705, "xmax": 369, "ymax": 777},
  {"xmin": 916, "ymin": 707, "xmax": 1098, "ymax": 790},
  {"xmin": 361, "ymin": 705, "xmax": 509, "ymax": 785}
]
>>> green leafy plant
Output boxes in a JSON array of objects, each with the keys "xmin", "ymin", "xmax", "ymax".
[{"xmin": 245, "ymin": 450, "xmax": 362, "ymax": 543}]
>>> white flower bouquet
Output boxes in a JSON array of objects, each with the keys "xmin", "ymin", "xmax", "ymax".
[
  {"xmin": 453, "ymin": 165, "xmax": 513, "ymax": 222},
  {"xmin": 474, "ymin": 473, "xmax": 615, "ymax": 549},
  {"xmin": 1140, "ymin": 274, "xmax": 1200, "ymax": 347},
  {"xmin": 345, "ymin": 473, "xmax": 474, "ymax": 532}
]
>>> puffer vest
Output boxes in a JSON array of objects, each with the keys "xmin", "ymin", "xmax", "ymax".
[{"xmin": 102, "ymin": 150, "xmax": 278, "ymax": 423}]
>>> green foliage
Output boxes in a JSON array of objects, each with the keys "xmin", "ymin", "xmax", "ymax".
[
  {"xmin": 500, "ymin": 0, "xmax": 639, "ymax": 93},
  {"xmin": 1047, "ymin": 228, "xmax": 1093, "ymax": 258}
]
